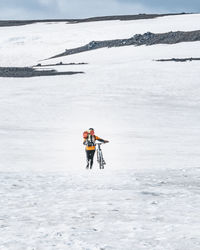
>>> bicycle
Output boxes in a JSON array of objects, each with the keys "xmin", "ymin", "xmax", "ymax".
[{"xmin": 96, "ymin": 143, "xmax": 106, "ymax": 169}]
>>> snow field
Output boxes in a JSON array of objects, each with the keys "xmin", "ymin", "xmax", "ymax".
[
  {"xmin": 0, "ymin": 14, "xmax": 200, "ymax": 66},
  {"xmin": 0, "ymin": 14, "xmax": 200, "ymax": 249},
  {"xmin": 0, "ymin": 168, "xmax": 200, "ymax": 250}
]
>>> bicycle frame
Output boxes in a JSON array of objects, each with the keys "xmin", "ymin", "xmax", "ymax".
[{"xmin": 96, "ymin": 143, "xmax": 106, "ymax": 169}]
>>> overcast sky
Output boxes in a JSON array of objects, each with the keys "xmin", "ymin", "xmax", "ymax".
[{"xmin": 0, "ymin": 0, "xmax": 199, "ymax": 20}]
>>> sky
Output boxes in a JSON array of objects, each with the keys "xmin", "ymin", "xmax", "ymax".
[{"xmin": 0, "ymin": 0, "xmax": 199, "ymax": 20}]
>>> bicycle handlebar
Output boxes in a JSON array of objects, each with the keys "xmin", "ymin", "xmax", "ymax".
[{"xmin": 95, "ymin": 142, "xmax": 107, "ymax": 146}]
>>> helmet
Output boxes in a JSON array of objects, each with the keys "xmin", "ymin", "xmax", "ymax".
[{"xmin": 88, "ymin": 128, "xmax": 94, "ymax": 135}]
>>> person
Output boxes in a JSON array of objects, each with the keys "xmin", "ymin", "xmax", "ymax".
[{"xmin": 83, "ymin": 128, "xmax": 109, "ymax": 169}]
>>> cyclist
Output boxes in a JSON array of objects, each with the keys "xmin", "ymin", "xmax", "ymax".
[{"xmin": 83, "ymin": 128, "xmax": 109, "ymax": 169}]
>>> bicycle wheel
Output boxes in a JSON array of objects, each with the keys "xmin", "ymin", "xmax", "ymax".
[
  {"xmin": 97, "ymin": 149, "xmax": 101, "ymax": 168},
  {"xmin": 101, "ymin": 158, "xmax": 105, "ymax": 169},
  {"xmin": 99, "ymin": 151, "xmax": 105, "ymax": 169}
]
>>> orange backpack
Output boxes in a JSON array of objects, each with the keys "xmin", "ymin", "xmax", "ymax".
[{"xmin": 83, "ymin": 131, "xmax": 88, "ymax": 139}]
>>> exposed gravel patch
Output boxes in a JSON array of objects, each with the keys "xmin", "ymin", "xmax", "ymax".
[
  {"xmin": 0, "ymin": 13, "xmax": 188, "ymax": 27},
  {"xmin": 33, "ymin": 62, "xmax": 88, "ymax": 67},
  {"xmin": 156, "ymin": 57, "xmax": 200, "ymax": 62},
  {"xmin": 0, "ymin": 67, "xmax": 84, "ymax": 78},
  {"xmin": 47, "ymin": 30, "xmax": 200, "ymax": 59}
]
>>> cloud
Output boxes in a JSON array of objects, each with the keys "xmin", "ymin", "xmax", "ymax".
[
  {"xmin": 0, "ymin": 0, "xmax": 149, "ymax": 19},
  {"xmin": 54, "ymin": 0, "xmax": 156, "ymax": 18},
  {"xmin": 0, "ymin": 0, "xmax": 58, "ymax": 19},
  {"xmin": 116, "ymin": 0, "xmax": 200, "ymax": 12},
  {"xmin": 0, "ymin": 0, "xmax": 199, "ymax": 20}
]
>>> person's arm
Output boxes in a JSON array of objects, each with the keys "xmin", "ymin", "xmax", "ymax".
[
  {"xmin": 95, "ymin": 136, "xmax": 109, "ymax": 143},
  {"xmin": 83, "ymin": 138, "xmax": 87, "ymax": 145}
]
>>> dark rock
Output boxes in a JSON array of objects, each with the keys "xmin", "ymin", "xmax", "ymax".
[
  {"xmin": 88, "ymin": 41, "xmax": 97, "ymax": 49},
  {"xmin": 0, "ymin": 67, "xmax": 84, "ymax": 78},
  {"xmin": 48, "ymin": 30, "xmax": 200, "ymax": 60},
  {"xmin": 0, "ymin": 13, "xmax": 189, "ymax": 27},
  {"xmin": 156, "ymin": 57, "xmax": 200, "ymax": 62}
]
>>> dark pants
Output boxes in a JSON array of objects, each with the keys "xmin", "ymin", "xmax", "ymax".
[{"xmin": 86, "ymin": 150, "xmax": 95, "ymax": 168}]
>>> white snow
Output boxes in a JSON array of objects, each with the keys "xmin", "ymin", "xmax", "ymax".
[
  {"xmin": 0, "ymin": 14, "xmax": 200, "ymax": 249},
  {"xmin": 0, "ymin": 168, "xmax": 200, "ymax": 249},
  {"xmin": 0, "ymin": 14, "xmax": 200, "ymax": 66}
]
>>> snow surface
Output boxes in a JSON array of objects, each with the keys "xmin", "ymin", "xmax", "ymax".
[
  {"xmin": 0, "ymin": 14, "xmax": 200, "ymax": 66},
  {"xmin": 0, "ymin": 14, "xmax": 200, "ymax": 249},
  {"xmin": 0, "ymin": 168, "xmax": 200, "ymax": 249}
]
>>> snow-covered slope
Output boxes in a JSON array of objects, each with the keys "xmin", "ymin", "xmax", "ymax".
[
  {"xmin": 0, "ymin": 14, "xmax": 200, "ymax": 250},
  {"xmin": 0, "ymin": 14, "xmax": 200, "ymax": 66},
  {"xmin": 0, "ymin": 14, "xmax": 200, "ymax": 172}
]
